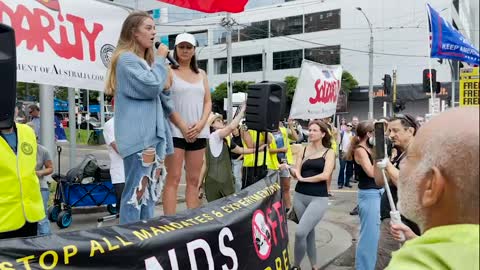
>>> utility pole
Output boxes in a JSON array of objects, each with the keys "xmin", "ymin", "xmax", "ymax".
[
  {"xmin": 356, "ymin": 7, "xmax": 374, "ymax": 120},
  {"xmin": 368, "ymin": 34, "xmax": 374, "ymax": 120},
  {"xmin": 262, "ymin": 48, "xmax": 266, "ymax": 81},
  {"xmin": 86, "ymin": 90, "xmax": 90, "ymax": 143},
  {"xmin": 449, "ymin": 60, "xmax": 458, "ymax": 108},
  {"xmin": 392, "ymin": 69, "xmax": 397, "ymax": 115},
  {"xmin": 223, "ymin": 13, "xmax": 234, "ymax": 122}
]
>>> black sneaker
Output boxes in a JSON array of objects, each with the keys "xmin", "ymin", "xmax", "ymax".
[
  {"xmin": 349, "ymin": 206, "xmax": 359, "ymax": 215},
  {"xmin": 338, "ymin": 185, "xmax": 343, "ymax": 189},
  {"xmin": 345, "ymin": 185, "xmax": 353, "ymax": 188}
]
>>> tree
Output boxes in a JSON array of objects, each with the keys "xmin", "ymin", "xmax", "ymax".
[
  {"xmin": 341, "ymin": 71, "xmax": 358, "ymax": 94},
  {"xmin": 284, "ymin": 76, "xmax": 298, "ymax": 104},
  {"xmin": 54, "ymin": 87, "xmax": 68, "ymax": 100},
  {"xmin": 211, "ymin": 80, "xmax": 254, "ymax": 113},
  {"xmin": 88, "ymin": 90, "xmax": 100, "ymax": 104},
  {"xmin": 16, "ymin": 82, "xmax": 39, "ymax": 101},
  {"xmin": 232, "ymin": 80, "xmax": 253, "ymax": 93},
  {"xmin": 211, "ymin": 82, "xmax": 227, "ymax": 104}
]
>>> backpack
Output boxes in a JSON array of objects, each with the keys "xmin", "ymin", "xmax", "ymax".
[{"xmin": 66, "ymin": 154, "xmax": 99, "ymax": 183}]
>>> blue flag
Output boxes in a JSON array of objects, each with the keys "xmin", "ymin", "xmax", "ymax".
[{"xmin": 427, "ymin": 4, "xmax": 479, "ymax": 65}]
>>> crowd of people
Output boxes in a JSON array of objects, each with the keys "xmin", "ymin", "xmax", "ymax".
[{"xmin": 1, "ymin": 11, "xmax": 478, "ymax": 270}]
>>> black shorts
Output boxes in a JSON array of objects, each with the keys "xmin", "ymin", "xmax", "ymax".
[{"xmin": 173, "ymin": 137, "xmax": 207, "ymax": 151}]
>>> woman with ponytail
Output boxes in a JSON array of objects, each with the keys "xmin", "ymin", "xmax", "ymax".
[{"xmin": 346, "ymin": 121, "xmax": 383, "ymax": 270}]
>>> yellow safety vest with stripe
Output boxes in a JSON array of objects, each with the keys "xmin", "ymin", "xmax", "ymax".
[
  {"xmin": 267, "ymin": 133, "xmax": 279, "ymax": 170},
  {"xmin": 267, "ymin": 127, "xmax": 295, "ymax": 170},
  {"xmin": 0, "ymin": 123, "xmax": 45, "ymax": 233},
  {"xmin": 280, "ymin": 126, "xmax": 294, "ymax": 165},
  {"xmin": 242, "ymin": 130, "xmax": 267, "ymax": 167}
]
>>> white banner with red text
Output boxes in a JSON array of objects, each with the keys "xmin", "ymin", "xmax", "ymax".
[
  {"xmin": 289, "ymin": 60, "xmax": 343, "ymax": 120},
  {"xmin": 0, "ymin": 0, "xmax": 129, "ymax": 91}
]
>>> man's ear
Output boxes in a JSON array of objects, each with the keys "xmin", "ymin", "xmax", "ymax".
[
  {"xmin": 421, "ymin": 166, "xmax": 445, "ymax": 208},
  {"xmin": 407, "ymin": 127, "xmax": 415, "ymax": 136}
]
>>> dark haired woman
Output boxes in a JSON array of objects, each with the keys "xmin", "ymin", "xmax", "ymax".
[
  {"xmin": 346, "ymin": 121, "xmax": 383, "ymax": 270},
  {"xmin": 283, "ymin": 120, "xmax": 335, "ymax": 270},
  {"xmin": 163, "ymin": 33, "xmax": 212, "ymax": 215}
]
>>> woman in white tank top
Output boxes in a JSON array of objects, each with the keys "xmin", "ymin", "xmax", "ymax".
[{"xmin": 163, "ymin": 33, "xmax": 212, "ymax": 215}]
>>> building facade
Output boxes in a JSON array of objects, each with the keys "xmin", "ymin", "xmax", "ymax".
[{"xmin": 155, "ymin": 0, "xmax": 454, "ymax": 89}]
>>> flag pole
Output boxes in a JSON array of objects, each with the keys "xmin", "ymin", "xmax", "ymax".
[{"xmin": 426, "ymin": 4, "xmax": 435, "ymax": 115}]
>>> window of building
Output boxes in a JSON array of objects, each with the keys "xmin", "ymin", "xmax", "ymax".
[
  {"xmin": 214, "ymin": 54, "xmax": 263, "ymax": 74},
  {"xmin": 213, "ymin": 28, "xmax": 240, "ymax": 45},
  {"xmin": 304, "ymin": 45, "xmax": 341, "ymax": 65},
  {"xmin": 239, "ymin": 21, "xmax": 269, "ymax": 41},
  {"xmin": 305, "ymin": 9, "xmax": 341, "ymax": 33},
  {"xmin": 190, "ymin": 30, "xmax": 208, "ymax": 47},
  {"xmin": 233, "ymin": 57, "xmax": 242, "ymax": 73},
  {"xmin": 270, "ymin": 15, "xmax": 303, "ymax": 37},
  {"xmin": 197, "ymin": 59, "xmax": 208, "ymax": 73},
  {"xmin": 168, "ymin": 34, "xmax": 177, "ymax": 50},
  {"xmin": 242, "ymin": 54, "xmax": 263, "ymax": 72},
  {"xmin": 214, "ymin": 58, "xmax": 227, "ymax": 74},
  {"xmin": 273, "ymin": 49, "xmax": 302, "ymax": 70}
]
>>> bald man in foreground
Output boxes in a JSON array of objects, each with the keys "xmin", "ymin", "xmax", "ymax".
[{"xmin": 386, "ymin": 107, "xmax": 479, "ymax": 269}]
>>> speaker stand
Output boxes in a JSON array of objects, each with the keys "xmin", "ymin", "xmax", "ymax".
[
  {"xmin": 252, "ymin": 131, "xmax": 269, "ymax": 181},
  {"xmin": 253, "ymin": 131, "xmax": 261, "ymax": 179}
]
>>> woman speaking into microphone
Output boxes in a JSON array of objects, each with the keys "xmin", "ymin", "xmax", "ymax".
[{"xmin": 105, "ymin": 11, "xmax": 182, "ymax": 225}]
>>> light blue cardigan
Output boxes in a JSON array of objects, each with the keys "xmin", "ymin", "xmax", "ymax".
[{"xmin": 113, "ymin": 52, "xmax": 174, "ymax": 159}]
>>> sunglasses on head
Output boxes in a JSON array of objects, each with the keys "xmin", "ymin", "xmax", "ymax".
[
  {"xmin": 394, "ymin": 114, "xmax": 417, "ymax": 129},
  {"xmin": 347, "ymin": 125, "xmax": 353, "ymax": 127}
]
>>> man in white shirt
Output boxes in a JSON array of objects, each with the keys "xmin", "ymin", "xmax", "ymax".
[
  {"xmin": 103, "ymin": 116, "xmax": 125, "ymax": 213},
  {"xmin": 337, "ymin": 122, "xmax": 354, "ymax": 188}
]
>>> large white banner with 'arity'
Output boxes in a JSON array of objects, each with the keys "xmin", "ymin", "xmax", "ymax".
[{"xmin": 0, "ymin": 0, "xmax": 130, "ymax": 91}]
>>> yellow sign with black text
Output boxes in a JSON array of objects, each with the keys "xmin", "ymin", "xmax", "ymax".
[{"xmin": 460, "ymin": 67, "xmax": 479, "ymax": 107}]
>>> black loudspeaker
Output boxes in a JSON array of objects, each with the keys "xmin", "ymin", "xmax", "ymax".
[
  {"xmin": 0, "ymin": 24, "xmax": 17, "ymax": 129},
  {"xmin": 245, "ymin": 81, "xmax": 286, "ymax": 132}
]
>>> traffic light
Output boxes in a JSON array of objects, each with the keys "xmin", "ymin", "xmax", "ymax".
[
  {"xmin": 422, "ymin": 69, "xmax": 437, "ymax": 92},
  {"xmin": 78, "ymin": 90, "xmax": 88, "ymax": 110},
  {"xmin": 382, "ymin": 74, "xmax": 392, "ymax": 95},
  {"xmin": 435, "ymin": 82, "xmax": 441, "ymax": 94}
]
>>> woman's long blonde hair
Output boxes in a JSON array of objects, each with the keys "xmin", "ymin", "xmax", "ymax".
[{"xmin": 105, "ymin": 11, "xmax": 155, "ymax": 96}]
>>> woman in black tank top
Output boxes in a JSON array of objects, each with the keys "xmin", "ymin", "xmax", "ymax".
[
  {"xmin": 282, "ymin": 121, "xmax": 336, "ymax": 270},
  {"xmin": 345, "ymin": 121, "xmax": 383, "ymax": 270}
]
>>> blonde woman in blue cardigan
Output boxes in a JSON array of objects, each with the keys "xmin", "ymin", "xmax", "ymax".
[{"xmin": 105, "ymin": 11, "xmax": 185, "ymax": 224}]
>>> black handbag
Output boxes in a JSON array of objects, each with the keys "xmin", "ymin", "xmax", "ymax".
[{"xmin": 287, "ymin": 208, "xmax": 299, "ymax": 224}]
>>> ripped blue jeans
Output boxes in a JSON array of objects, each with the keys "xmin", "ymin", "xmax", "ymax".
[{"xmin": 119, "ymin": 148, "xmax": 164, "ymax": 225}]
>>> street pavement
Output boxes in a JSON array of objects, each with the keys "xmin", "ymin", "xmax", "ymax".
[{"xmin": 49, "ymin": 144, "xmax": 359, "ymax": 269}]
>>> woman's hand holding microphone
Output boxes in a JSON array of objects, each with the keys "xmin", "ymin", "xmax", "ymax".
[{"xmin": 156, "ymin": 43, "xmax": 169, "ymax": 58}]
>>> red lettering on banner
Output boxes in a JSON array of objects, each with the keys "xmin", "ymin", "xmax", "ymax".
[
  {"xmin": 0, "ymin": 2, "xmax": 103, "ymax": 62},
  {"xmin": 309, "ymin": 79, "xmax": 340, "ymax": 105}
]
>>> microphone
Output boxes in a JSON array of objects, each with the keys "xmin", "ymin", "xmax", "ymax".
[{"xmin": 155, "ymin": 42, "xmax": 179, "ymax": 68}]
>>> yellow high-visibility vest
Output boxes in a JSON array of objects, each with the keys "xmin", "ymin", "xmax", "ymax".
[
  {"xmin": 0, "ymin": 123, "xmax": 45, "ymax": 233},
  {"xmin": 267, "ymin": 133, "xmax": 279, "ymax": 170},
  {"xmin": 242, "ymin": 130, "xmax": 267, "ymax": 167},
  {"xmin": 279, "ymin": 127, "xmax": 294, "ymax": 165}
]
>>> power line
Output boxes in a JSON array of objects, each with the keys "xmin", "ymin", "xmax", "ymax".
[{"xmin": 234, "ymin": 22, "xmax": 430, "ymax": 58}]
